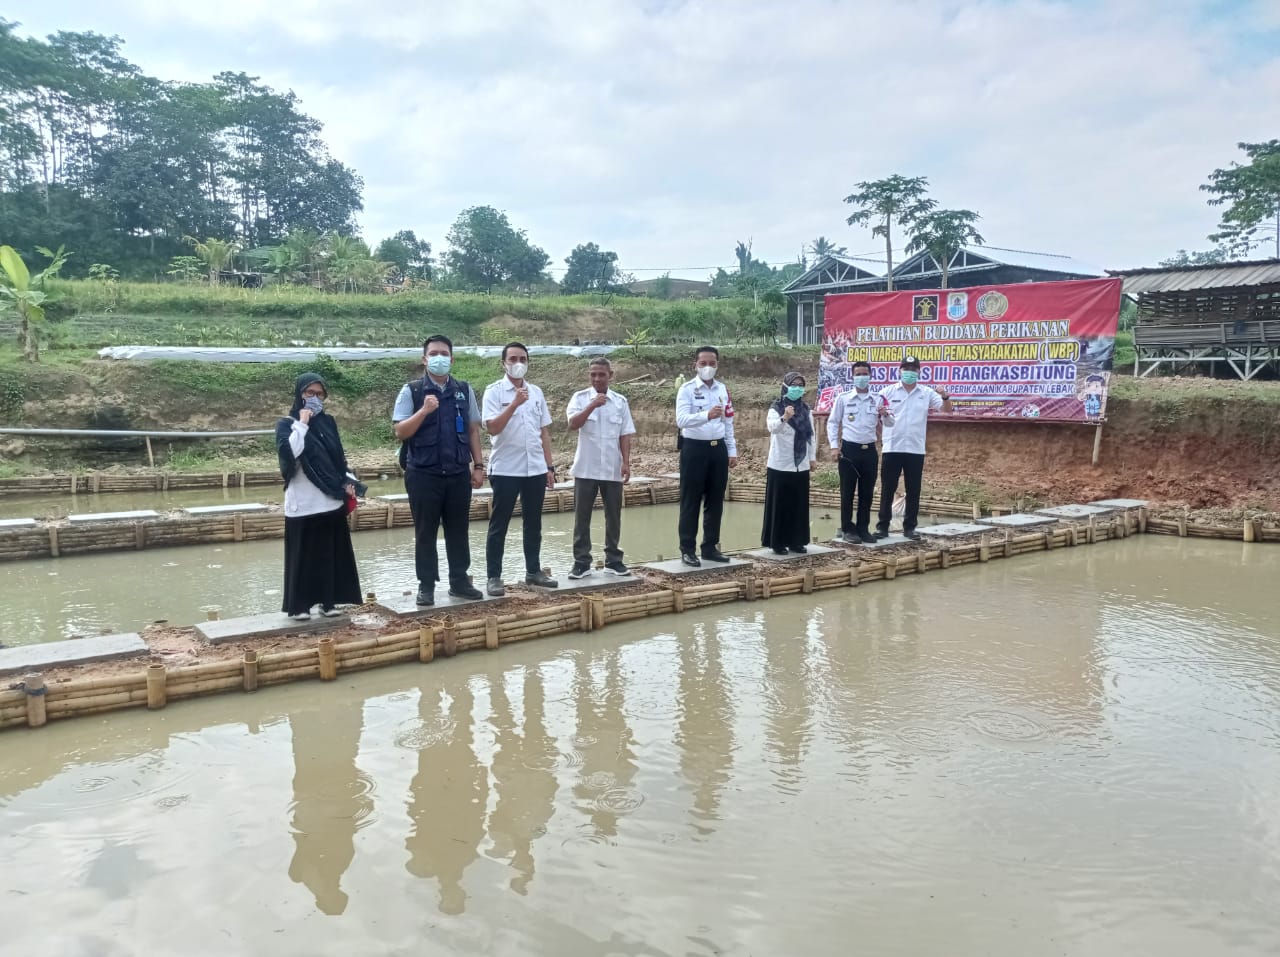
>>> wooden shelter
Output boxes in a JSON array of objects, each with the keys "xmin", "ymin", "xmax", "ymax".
[{"xmin": 1114, "ymin": 259, "xmax": 1280, "ymax": 379}]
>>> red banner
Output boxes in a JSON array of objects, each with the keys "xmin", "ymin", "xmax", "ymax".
[{"xmin": 817, "ymin": 278, "xmax": 1122, "ymax": 422}]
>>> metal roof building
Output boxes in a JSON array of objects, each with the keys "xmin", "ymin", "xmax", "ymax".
[
  {"xmin": 1111, "ymin": 259, "xmax": 1280, "ymax": 379},
  {"xmin": 782, "ymin": 245, "xmax": 1105, "ymax": 345}
]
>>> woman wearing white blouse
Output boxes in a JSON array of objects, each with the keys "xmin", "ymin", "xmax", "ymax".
[{"xmin": 761, "ymin": 372, "xmax": 818, "ymax": 554}]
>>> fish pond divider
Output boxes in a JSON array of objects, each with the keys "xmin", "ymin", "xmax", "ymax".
[{"xmin": 2, "ymin": 508, "xmax": 1159, "ymax": 732}]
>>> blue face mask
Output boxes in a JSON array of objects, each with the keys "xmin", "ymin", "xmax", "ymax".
[
  {"xmin": 786, "ymin": 386, "xmax": 804, "ymax": 401},
  {"xmin": 852, "ymin": 375, "xmax": 871, "ymax": 390},
  {"xmin": 900, "ymin": 371, "xmax": 920, "ymax": 386},
  {"xmin": 303, "ymin": 395, "xmax": 324, "ymax": 414},
  {"xmin": 426, "ymin": 355, "xmax": 452, "ymax": 376}
]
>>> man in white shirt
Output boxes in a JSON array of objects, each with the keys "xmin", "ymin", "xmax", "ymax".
[
  {"xmin": 876, "ymin": 355, "xmax": 952, "ymax": 540},
  {"xmin": 482, "ymin": 342, "xmax": 559, "ymax": 595},
  {"xmin": 675, "ymin": 345, "xmax": 738, "ymax": 566},
  {"xmin": 826, "ymin": 360, "xmax": 891, "ymax": 544},
  {"xmin": 566, "ymin": 356, "xmax": 636, "ymax": 579}
]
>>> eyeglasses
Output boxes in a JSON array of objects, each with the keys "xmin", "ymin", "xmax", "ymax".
[{"xmin": 302, "ymin": 388, "xmax": 326, "ymax": 398}]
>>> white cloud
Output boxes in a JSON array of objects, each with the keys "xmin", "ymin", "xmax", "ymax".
[{"xmin": 15, "ymin": 0, "xmax": 1280, "ymax": 275}]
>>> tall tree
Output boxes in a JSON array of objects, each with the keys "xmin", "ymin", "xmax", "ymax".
[
  {"xmin": 374, "ymin": 230, "xmax": 432, "ymax": 281},
  {"xmin": 844, "ymin": 174, "xmax": 935, "ymax": 290},
  {"xmin": 443, "ymin": 206, "xmax": 549, "ymax": 293},
  {"xmin": 1201, "ymin": 140, "xmax": 1280, "ymax": 258},
  {"xmin": 1158, "ymin": 247, "xmax": 1233, "ymax": 268},
  {"xmin": 807, "ymin": 236, "xmax": 848, "ymax": 260},
  {"xmin": 561, "ymin": 242, "xmax": 619, "ymax": 295},
  {"xmin": 905, "ymin": 209, "xmax": 984, "ymax": 289}
]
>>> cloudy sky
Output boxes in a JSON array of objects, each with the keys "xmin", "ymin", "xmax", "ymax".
[{"xmin": 14, "ymin": 0, "xmax": 1280, "ymax": 278}]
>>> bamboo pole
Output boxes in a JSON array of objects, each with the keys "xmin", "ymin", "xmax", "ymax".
[
  {"xmin": 590, "ymin": 595, "xmax": 606, "ymax": 630},
  {"xmin": 25, "ymin": 673, "xmax": 47, "ymax": 728},
  {"xmin": 1138, "ymin": 507, "xmax": 1148, "ymax": 533},
  {"xmin": 166, "ymin": 676, "xmax": 244, "ymax": 698},
  {"xmin": 441, "ymin": 622, "xmax": 458, "ymax": 658},
  {"xmin": 243, "ymin": 651, "xmax": 259, "ymax": 692},
  {"xmin": 146, "ymin": 664, "xmax": 167, "ymax": 710},
  {"xmin": 802, "ymin": 569, "xmax": 815, "ymax": 594},
  {"xmin": 317, "ymin": 638, "xmax": 337, "ymax": 681},
  {"xmin": 485, "ymin": 616, "xmax": 500, "ymax": 650},
  {"xmin": 418, "ymin": 625, "xmax": 435, "ymax": 663},
  {"xmin": 259, "ymin": 664, "xmax": 322, "ymax": 685},
  {"xmin": 46, "ymin": 690, "xmax": 148, "ymax": 715},
  {"xmin": 884, "ymin": 558, "xmax": 897, "ymax": 580},
  {"xmin": 579, "ymin": 596, "xmax": 593, "ymax": 632}
]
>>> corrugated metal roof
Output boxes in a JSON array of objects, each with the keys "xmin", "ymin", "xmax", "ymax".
[
  {"xmin": 892, "ymin": 245, "xmax": 1105, "ymax": 279},
  {"xmin": 1115, "ymin": 259, "xmax": 1280, "ymax": 294}
]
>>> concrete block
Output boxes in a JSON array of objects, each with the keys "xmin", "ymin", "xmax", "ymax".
[
  {"xmin": 642, "ymin": 556, "xmax": 752, "ymax": 575},
  {"xmin": 375, "ymin": 590, "xmax": 502, "ymax": 618},
  {"xmin": 195, "ymin": 612, "xmax": 348, "ymax": 644},
  {"xmin": 183, "ymin": 503, "xmax": 269, "ymax": 515},
  {"xmin": 743, "ymin": 544, "xmax": 840, "ymax": 562},
  {"xmin": 526, "ymin": 572, "xmax": 641, "ymax": 594},
  {"xmin": 1089, "ymin": 498, "xmax": 1150, "ymax": 509},
  {"xmin": 67, "ymin": 509, "xmax": 160, "ymax": 523},
  {"xmin": 917, "ymin": 523, "xmax": 991, "ymax": 538},
  {"xmin": 0, "ymin": 518, "xmax": 38, "ymax": 528},
  {"xmin": 0, "ymin": 633, "xmax": 147, "ymax": 676},
  {"xmin": 1035, "ymin": 504, "xmax": 1115, "ymax": 519},
  {"xmin": 976, "ymin": 513, "xmax": 1059, "ymax": 528}
]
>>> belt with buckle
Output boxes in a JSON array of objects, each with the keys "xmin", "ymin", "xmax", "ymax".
[{"xmin": 710, "ymin": 439, "xmax": 719, "ymax": 447}]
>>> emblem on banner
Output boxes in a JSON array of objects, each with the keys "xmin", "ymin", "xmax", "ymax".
[
  {"xmin": 946, "ymin": 292, "xmax": 968, "ymax": 320},
  {"xmin": 912, "ymin": 294, "xmax": 940, "ymax": 322},
  {"xmin": 977, "ymin": 290, "xmax": 1009, "ymax": 319}
]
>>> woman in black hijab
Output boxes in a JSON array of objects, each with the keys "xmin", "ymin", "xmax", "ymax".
[
  {"xmin": 760, "ymin": 371, "xmax": 817, "ymax": 554},
  {"xmin": 276, "ymin": 372, "xmax": 364, "ymax": 620}
]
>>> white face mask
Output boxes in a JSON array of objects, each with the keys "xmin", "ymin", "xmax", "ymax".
[
  {"xmin": 697, "ymin": 365, "xmax": 717, "ymax": 382},
  {"xmin": 506, "ymin": 361, "xmax": 528, "ymax": 380}
]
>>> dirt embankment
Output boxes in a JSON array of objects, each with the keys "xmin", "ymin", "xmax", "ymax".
[{"xmin": 5, "ymin": 355, "xmax": 1279, "ymax": 511}]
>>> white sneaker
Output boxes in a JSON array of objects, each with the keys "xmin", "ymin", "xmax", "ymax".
[
  {"xmin": 289, "ymin": 612, "xmax": 311, "ymax": 621},
  {"xmin": 319, "ymin": 606, "xmax": 342, "ymax": 618}
]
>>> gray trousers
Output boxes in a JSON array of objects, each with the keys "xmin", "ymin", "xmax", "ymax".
[{"xmin": 572, "ymin": 477, "xmax": 624, "ymax": 565}]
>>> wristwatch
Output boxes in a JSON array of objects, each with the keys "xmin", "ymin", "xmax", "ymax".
[{"xmin": 472, "ymin": 463, "xmax": 485, "ymax": 471}]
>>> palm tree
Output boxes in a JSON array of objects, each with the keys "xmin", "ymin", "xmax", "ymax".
[
  {"xmin": 844, "ymin": 175, "xmax": 935, "ymax": 290},
  {"xmin": 808, "ymin": 236, "xmax": 848, "ymax": 260},
  {"xmin": 905, "ymin": 209, "xmax": 985, "ymax": 289},
  {"xmin": 184, "ymin": 236, "xmax": 241, "ymax": 284}
]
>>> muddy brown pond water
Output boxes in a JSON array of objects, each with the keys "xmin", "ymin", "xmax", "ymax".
[{"xmin": 1, "ymin": 535, "xmax": 1278, "ymax": 955}]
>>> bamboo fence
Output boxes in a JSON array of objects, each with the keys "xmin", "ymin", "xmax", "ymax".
[{"xmin": 2, "ymin": 509, "xmax": 1154, "ymax": 733}]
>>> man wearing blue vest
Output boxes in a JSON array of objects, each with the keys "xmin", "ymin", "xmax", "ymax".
[{"xmin": 393, "ymin": 335, "xmax": 486, "ymax": 605}]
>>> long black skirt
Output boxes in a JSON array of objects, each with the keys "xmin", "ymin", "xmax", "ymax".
[
  {"xmin": 761, "ymin": 467, "xmax": 811, "ymax": 550},
  {"xmin": 282, "ymin": 505, "xmax": 363, "ymax": 615}
]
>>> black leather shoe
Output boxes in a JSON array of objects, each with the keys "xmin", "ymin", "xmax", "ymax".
[
  {"xmin": 415, "ymin": 587, "xmax": 434, "ymax": 606},
  {"xmin": 701, "ymin": 549, "xmax": 731, "ymax": 563},
  {"xmin": 873, "ymin": 530, "xmax": 889, "ymax": 540},
  {"xmin": 681, "ymin": 553, "xmax": 701, "ymax": 567},
  {"xmin": 903, "ymin": 529, "xmax": 921, "ymax": 541},
  {"xmin": 857, "ymin": 531, "xmax": 877, "ymax": 544},
  {"xmin": 792, "ymin": 545, "xmax": 808, "ymax": 554},
  {"xmin": 448, "ymin": 583, "xmax": 484, "ymax": 601}
]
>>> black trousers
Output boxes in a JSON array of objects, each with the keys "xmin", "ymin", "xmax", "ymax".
[
  {"xmin": 405, "ymin": 468, "xmax": 473, "ymax": 589},
  {"xmin": 678, "ymin": 439, "xmax": 729, "ymax": 555},
  {"xmin": 487, "ymin": 473, "xmax": 548, "ymax": 578},
  {"xmin": 878, "ymin": 452, "xmax": 926, "ymax": 534},
  {"xmin": 839, "ymin": 441, "xmax": 878, "ymax": 535}
]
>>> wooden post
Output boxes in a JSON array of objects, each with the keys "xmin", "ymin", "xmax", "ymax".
[
  {"xmin": 134, "ymin": 522, "xmax": 147, "ymax": 550},
  {"xmin": 418, "ymin": 625, "xmax": 435, "ymax": 663},
  {"xmin": 1243, "ymin": 517, "xmax": 1256, "ymax": 543},
  {"xmin": 648, "ymin": 484, "xmax": 657, "ymax": 505},
  {"xmin": 441, "ymin": 618, "xmax": 458, "ymax": 657},
  {"xmin": 939, "ymin": 548, "xmax": 951, "ymax": 569},
  {"xmin": 1091, "ymin": 422, "xmax": 1104, "ymax": 466},
  {"xmin": 317, "ymin": 637, "xmax": 337, "ymax": 680},
  {"xmin": 978, "ymin": 541, "xmax": 990, "ymax": 563},
  {"xmin": 48, "ymin": 526, "xmax": 60, "ymax": 558},
  {"xmin": 90, "ymin": 472, "xmax": 101, "ymax": 493},
  {"xmin": 884, "ymin": 558, "xmax": 897, "ymax": 580},
  {"xmin": 239, "ymin": 471, "xmax": 247, "ymax": 489},
  {"xmin": 233, "ymin": 513, "xmax": 245, "ymax": 542},
  {"xmin": 916, "ymin": 553, "xmax": 929, "ymax": 574},
  {"xmin": 1043, "ymin": 528, "xmax": 1054, "ymax": 550},
  {"xmin": 145, "ymin": 436, "xmax": 155, "ymax": 467},
  {"xmin": 1177, "ymin": 511, "xmax": 1188, "ymax": 537},
  {"xmin": 24, "ymin": 673, "xmax": 48, "ymax": 728},
  {"xmin": 146, "ymin": 663, "xmax": 167, "ymax": 710},
  {"xmin": 242, "ymin": 650, "xmax": 259, "ymax": 691},
  {"xmin": 802, "ymin": 569, "xmax": 815, "ymax": 594},
  {"xmin": 365, "ymin": 591, "xmax": 376, "ymax": 603},
  {"xmin": 762, "ymin": 577, "xmax": 773, "ymax": 598},
  {"xmin": 1138, "ymin": 507, "xmax": 1149, "ymax": 534},
  {"xmin": 579, "ymin": 597, "xmax": 593, "ymax": 632},
  {"xmin": 385, "ymin": 503, "xmax": 396, "ymax": 528},
  {"xmin": 1087, "ymin": 514, "xmax": 1097, "ymax": 544},
  {"xmin": 222, "ymin": 471, "xmax": 229, "ymax": 489},
  {"xmin": 972, "ymin": 502, "xmax": 981, "ymax": 520},
  {"xmin": 744, "ymin": 577, "xmax": 758, "ymax": 601},
  {"xmin": 848, "ymin": 565, "xmax": 860, "ymax": 587},
  {"xmin": 485, "ymin": 616, "xmax": 499, "ymax": 650},
  {"xmin": 672, "ymin": 585, "xmax": 685, "ymax": 613},
  {"xmin": 590, "ymin": 595, "xmax": 606, "ymax": 630}
]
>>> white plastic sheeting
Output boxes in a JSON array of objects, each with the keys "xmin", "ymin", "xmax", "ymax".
[{"xmin": 97, "ymin": 345, "xmax": 619, "ymax": 362}]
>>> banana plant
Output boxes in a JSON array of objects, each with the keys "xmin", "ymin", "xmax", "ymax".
[{"xmin": 0, "ymin": 244, "xmax": 71, "ymax": 362}]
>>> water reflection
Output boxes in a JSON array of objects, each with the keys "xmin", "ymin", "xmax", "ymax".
[
  {"xmin": 286, "ymin": 705, "xmax": 372, "ymax": 915},
  {"xmin": 0, "ymin": 537, "xmax": 1278, "ymax": 954},
  {"xmin": 487, "ymin": 667, "xmax": 558, "ymax": 894},
  {"xmin": 404, "ymin": 684, "xmax": 488, "ymax": 915}
]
